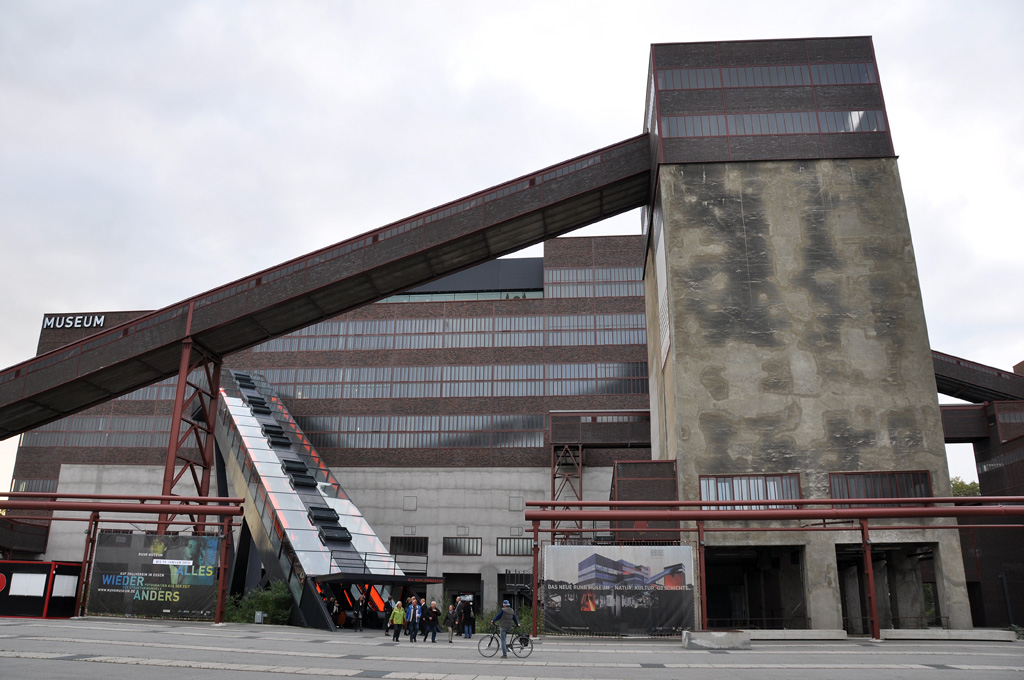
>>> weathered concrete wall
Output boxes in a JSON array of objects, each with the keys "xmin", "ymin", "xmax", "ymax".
[
  {"xmin": 651, "ymin": 158, "xmax": 947, "ymax": 498},
  {"xmin": 47, "ymin": 465, "xmax": 183, "ymax": 561},
  {"xmin": 646, "ymin": 158, "xmax": 969, "ymax": 630}
]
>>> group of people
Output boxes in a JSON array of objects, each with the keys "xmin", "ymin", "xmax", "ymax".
[{"xmin": 385, "ymin": 595, "xmax": 476, "ymax": 643}]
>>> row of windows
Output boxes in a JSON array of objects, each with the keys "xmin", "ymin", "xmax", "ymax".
[
  {"xmin": 296, "ymin": 413, "xmax": 548, "ymax": 450},
  {"xmin": 656, "ymin": 62, "xmax": 877, "ymax": 90},
  {"xmin": 381, "ymin": 290, "xmax": 543, "ymax": 303},
  {"xmin": 545, "ymin": 282, "xmax": 645, "ymax": 298},
  {"xmin": 698, "ymin": 471, "xmax": 933, "ymax": 509},
  {"xmin": 829, "ymin": 470, "xmax": 931, "ymax": 505},
  {"xmin": 390, "ymin": 536, "xmax": 529, "ymax": 557},
  {"xmin": 264, "ymin": 314, "xmax": 643, "ymax": 335},
  {"xmin": 660, "ymin": 110, "xmax": 886, "ymax": 139},
  {"xmin": 22, "ymin": 415, "xmax": 174, "ymax": 447},
  {"xmin": 260, "ymin": 362, "xmax": 648, "ymax": 383},
  {"xmin": 700, "ymin": 473, "xmax": 801, "ymax": 510},
  {"xmin": 254, "ymin": 314, "xmax": 647, "ymax": 352},
  {"xmin": 997, "ymin": 411, "xmax": 1024, "ymax": 423},
  {"xmin": 262, "ymin": 362, "xmax": 650, "ymax": 400},
  {"xmin": 543, "ymin": 267, "xmax": 643, "ymax": 283}
]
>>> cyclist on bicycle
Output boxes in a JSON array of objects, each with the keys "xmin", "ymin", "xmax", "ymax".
[{"xmin": 490, "ymin": 600, "xmax": 519, "ymax": 659}]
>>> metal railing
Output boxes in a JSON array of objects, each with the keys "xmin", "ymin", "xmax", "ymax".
[{"xmin": 330, "ymin": 550, "xmax": 424, "ymax": 576}]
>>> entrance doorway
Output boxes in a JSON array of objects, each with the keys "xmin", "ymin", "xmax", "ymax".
[{"xmin": 705, "ymin": 546, "xmax": 807, "ymax": 629}]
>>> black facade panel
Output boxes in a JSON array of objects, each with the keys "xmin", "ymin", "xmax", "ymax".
[
  {"xmin": 304, "ymin": 251, "xmax": 367, "ymax": 292},
  {"xmin": 540, "ymin": 165, "xmax": 606, "ymax": 205},
  {"xmin": 362, "ymin": 233, "xmax": 418, "ymax": 270},
  {"xmin": 409, "ymin": 258, "xmax": 543, "ymax": 293},
  {"xmin": 821, "ymin": 133, "xmax": 893, "ymax": 158},
  {"xmin": 804, "ymin": 37, "xmax": 875, "ymax": 63},
  {"xmin": 652, "ymin": 42, "xmax": 719, "ymax": 68},
  {"xmin": 728, "ymin": 135, "xmax": 823, "ymax": 160},
  {"xmin": 814, "ymin": 84, "xmax": 884, "ymax": 110},
  {"xmin": 482, "ymin": 185, "xmax": 547, "ymax": 226},
  {"xmin": 420, "ymin": 208, "xmax": 485, "ymax": 249},
  {"xmin": 718, "ymin": 40, "xmax": 809, "ymax": 66},
  {"xmin": 661, "ymin": 138, "xmax": 732, "ymax": 163},
  {"xmin": 658, "ymin": 89, "xmax": 725, "ymax": 115},
  {"xmin": 723, "ymin": 87, "xmax": 817, "ymax": 112},
  {"xmin": 601, "ymin": 141, "xmax": 650, "ymax": 178}
]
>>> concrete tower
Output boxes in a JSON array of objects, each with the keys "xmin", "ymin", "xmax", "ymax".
[{"xmin": 643, "ymin": 38, "xmax": 971, "ymax": 631}]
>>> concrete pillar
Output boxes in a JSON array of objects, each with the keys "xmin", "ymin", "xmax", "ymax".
[
  {"xmin": 778, "ymin": 548, "xmax": 807, "ymax": 628},
  {"xmin": 890, "ymin": 549, "xmax": 926, "ymax": 628},
  {"xmin": 873, "ymin": 555, "xmax": 892, "ymax": 630},
  {"xmin": 804, "ymin": 533, "xmax": 843, "ymax": 630},
  {"xmin": 934, "ymin": 535, "xmax": 974, "ymax": 629},
  {"xmin": 842, "ymin": 565, "xmax": 863, "ymax": 635}
]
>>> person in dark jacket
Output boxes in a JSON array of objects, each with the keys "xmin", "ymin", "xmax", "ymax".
[
  {"xmin": 461, "ymin": 601, "xmax": 475, "ymax": 639},
  {"xmin": 419, "ymin": 598, "xmax": 429, "ymax": 641},
  {"xmin": 424, "ymin": 600, "xmax": 442, "ymax": 642},
  {"xmin": 406, "ymin": 597, "xmax": 421, "ymax": 642},
  {"xmin": 443, "ymin": 603, "xmax": 457, "ymax": 643},
  {"xmin": 354, "ymin": 594, "xmax": 366, "ymax": 631},
  {"xmin": 491, "ymin": 600, "xmax": 519, "ymax": 659},
  {"xmin": 383, "ymin": 596, "xmax": 394, "ymax": 636},
  {"xmin": 453, "ymin": 596, "xmax": 464, "ymax": 636}
]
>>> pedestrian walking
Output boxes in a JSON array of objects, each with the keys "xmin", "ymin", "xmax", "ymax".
[
  {"xmin": 354, "ymin": 594, "xmax": 365, "ymax": 631},
  {"xmin": 384, "ymin": 596, "xmax": 395, "ymax": 636},
  {"xmin": 424, "ymin": 600, "xmax": 442, "ymax": 643},
  {"xmin": 407, "ymin": 597, "xmax": 421, "ymax": 642},
  {"xmin": 462, "ymin": 601, "xmax": 475, "ymax": 639},
  {"xmin": 388, "ymin": 600, "xmax": 405, "ymax": 641},
  {"xmin": 454, "ymin": 596, "xmax": 464, "ymax": 636},
  {"xmin": 444, "ymin": 604, "xmax": 457, "ymax": 643}
]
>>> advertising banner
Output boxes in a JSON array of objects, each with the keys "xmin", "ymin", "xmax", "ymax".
[
  {"xmin": 543, "ymin": 545, "xmax": 694, "ymax": 635},
  {"xmin": 88, "ymin": 533, "xmax": 220, "ymax": 619}
]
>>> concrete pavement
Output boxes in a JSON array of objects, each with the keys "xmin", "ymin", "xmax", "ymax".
[{"xmin": 1, "ymin": 617, "xmax": 1022, "ymax": 680}]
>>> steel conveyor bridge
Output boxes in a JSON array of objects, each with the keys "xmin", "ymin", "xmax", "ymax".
[{"xmin": 0, "ymin": 135, "xmax": 651, "ymax": 440}]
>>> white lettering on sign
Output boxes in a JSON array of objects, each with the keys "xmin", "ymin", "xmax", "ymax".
[{"xmin": 42, "ymin": 315, "xmax": 106, "ymax": 330}]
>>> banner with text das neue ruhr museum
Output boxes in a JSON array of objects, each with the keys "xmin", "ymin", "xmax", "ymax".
[
  {"xmin": 88, "ymin": 533, "xmax": 220, "ymax": 619},
  {"xmin": 543, "ymin": 545, "xmax": 694, "ymax": 635}
]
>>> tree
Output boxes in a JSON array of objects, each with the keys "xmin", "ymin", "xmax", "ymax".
[{"xmin": 950, "ymin": 476, "xmax": 980, "ymax": 497}]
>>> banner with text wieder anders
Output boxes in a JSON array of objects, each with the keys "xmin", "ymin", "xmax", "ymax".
[
  {"xmin": 543, "ymin": 545, "xmax": 694, "ymax": 635},
  {"xmin": 88, "ymin": 533, "xmax": 220, "ymax": 619}
]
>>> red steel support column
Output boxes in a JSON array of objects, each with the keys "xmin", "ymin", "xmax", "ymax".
[
  {"xmin": 162, "ymin": 336, "xmax": 195, "ymax": 500},
  {"xmin": 76, "ymin": 511, "xmax": 100, "ymax": 616},
  {"xmin": 159, "ymin": 306, "xmax": 223, "ymax": 534},
  {"xmin": 697, "ymin": 520, "xmax": 708, "ymax": 630},
  {"xmin": 861, "ymin": 519, "xmax": 880, "ymax": 639},
  {"xmin": 531, "ymin": 520, "xmax": 540, "ymax": 637},
  {"xmin": 216, "ymin": 514, "xmax": 231, "ymax": 623}
]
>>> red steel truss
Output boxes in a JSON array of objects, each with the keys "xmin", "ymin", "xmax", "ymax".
[
  {"xmin": 524, "ymin": 498, "xmax": 1024, "ymax": 640},
  {"xmin": 158, "ymin": 323, "xmax": 223, "ymax": 533},
  {"xmin": 0, "ymin": 492, "xmax": 243, "ymax": 622}
]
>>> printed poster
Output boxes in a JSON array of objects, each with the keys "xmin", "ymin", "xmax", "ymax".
[
  {"xmin": 543, "ymin": 545, "xmax": 694, "ymax": 635},
  {"xmin": 88, "ymin": 533, "xmax": 220, "ymax": 619}
]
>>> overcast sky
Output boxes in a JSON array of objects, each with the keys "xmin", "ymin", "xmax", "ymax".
[{"xmin": 2, "ymin": 0, "xmax": 1022, "ymax": 490}]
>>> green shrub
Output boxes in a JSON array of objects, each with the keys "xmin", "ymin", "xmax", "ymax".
[
  {"xmin": 225, "ymin": 581, "xmax": 293, "ymax": 625},
  {"xmin": 478, "ymin": 601, "xmax": 536, "ymax": 634}
]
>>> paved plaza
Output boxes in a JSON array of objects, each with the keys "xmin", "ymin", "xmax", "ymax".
[{"xmin": 1, "ymin": 618, "xmax": 1023, "ymax": 680}]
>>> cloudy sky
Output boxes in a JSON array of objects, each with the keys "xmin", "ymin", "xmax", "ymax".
[{"xmin": 2, "ymin": 0, "xmax": 1022, "ymax": 489}]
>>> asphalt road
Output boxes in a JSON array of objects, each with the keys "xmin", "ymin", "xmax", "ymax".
[{"xmin": 1, "ymin": 618, "xmax": 1022, "ymax": 680}]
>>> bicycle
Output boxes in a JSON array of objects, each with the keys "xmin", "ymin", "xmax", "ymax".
[{"xmin": 477, "ymin": 626, "xmax": 532, "ymax": 658}]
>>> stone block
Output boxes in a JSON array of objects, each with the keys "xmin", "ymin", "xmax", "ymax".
[{"xmin": 682, "ymin": 631, "xmax": 751, "ymax": 649}]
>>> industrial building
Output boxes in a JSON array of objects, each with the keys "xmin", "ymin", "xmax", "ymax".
[{"xmin": 5, "ymin": 36, "xmax": 1023, "ymax": 633}]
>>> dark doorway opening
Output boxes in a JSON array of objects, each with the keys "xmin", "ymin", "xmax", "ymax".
[{"xmin": 705, "ymin": 545, "xmax": 807, "ymax": 629}]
